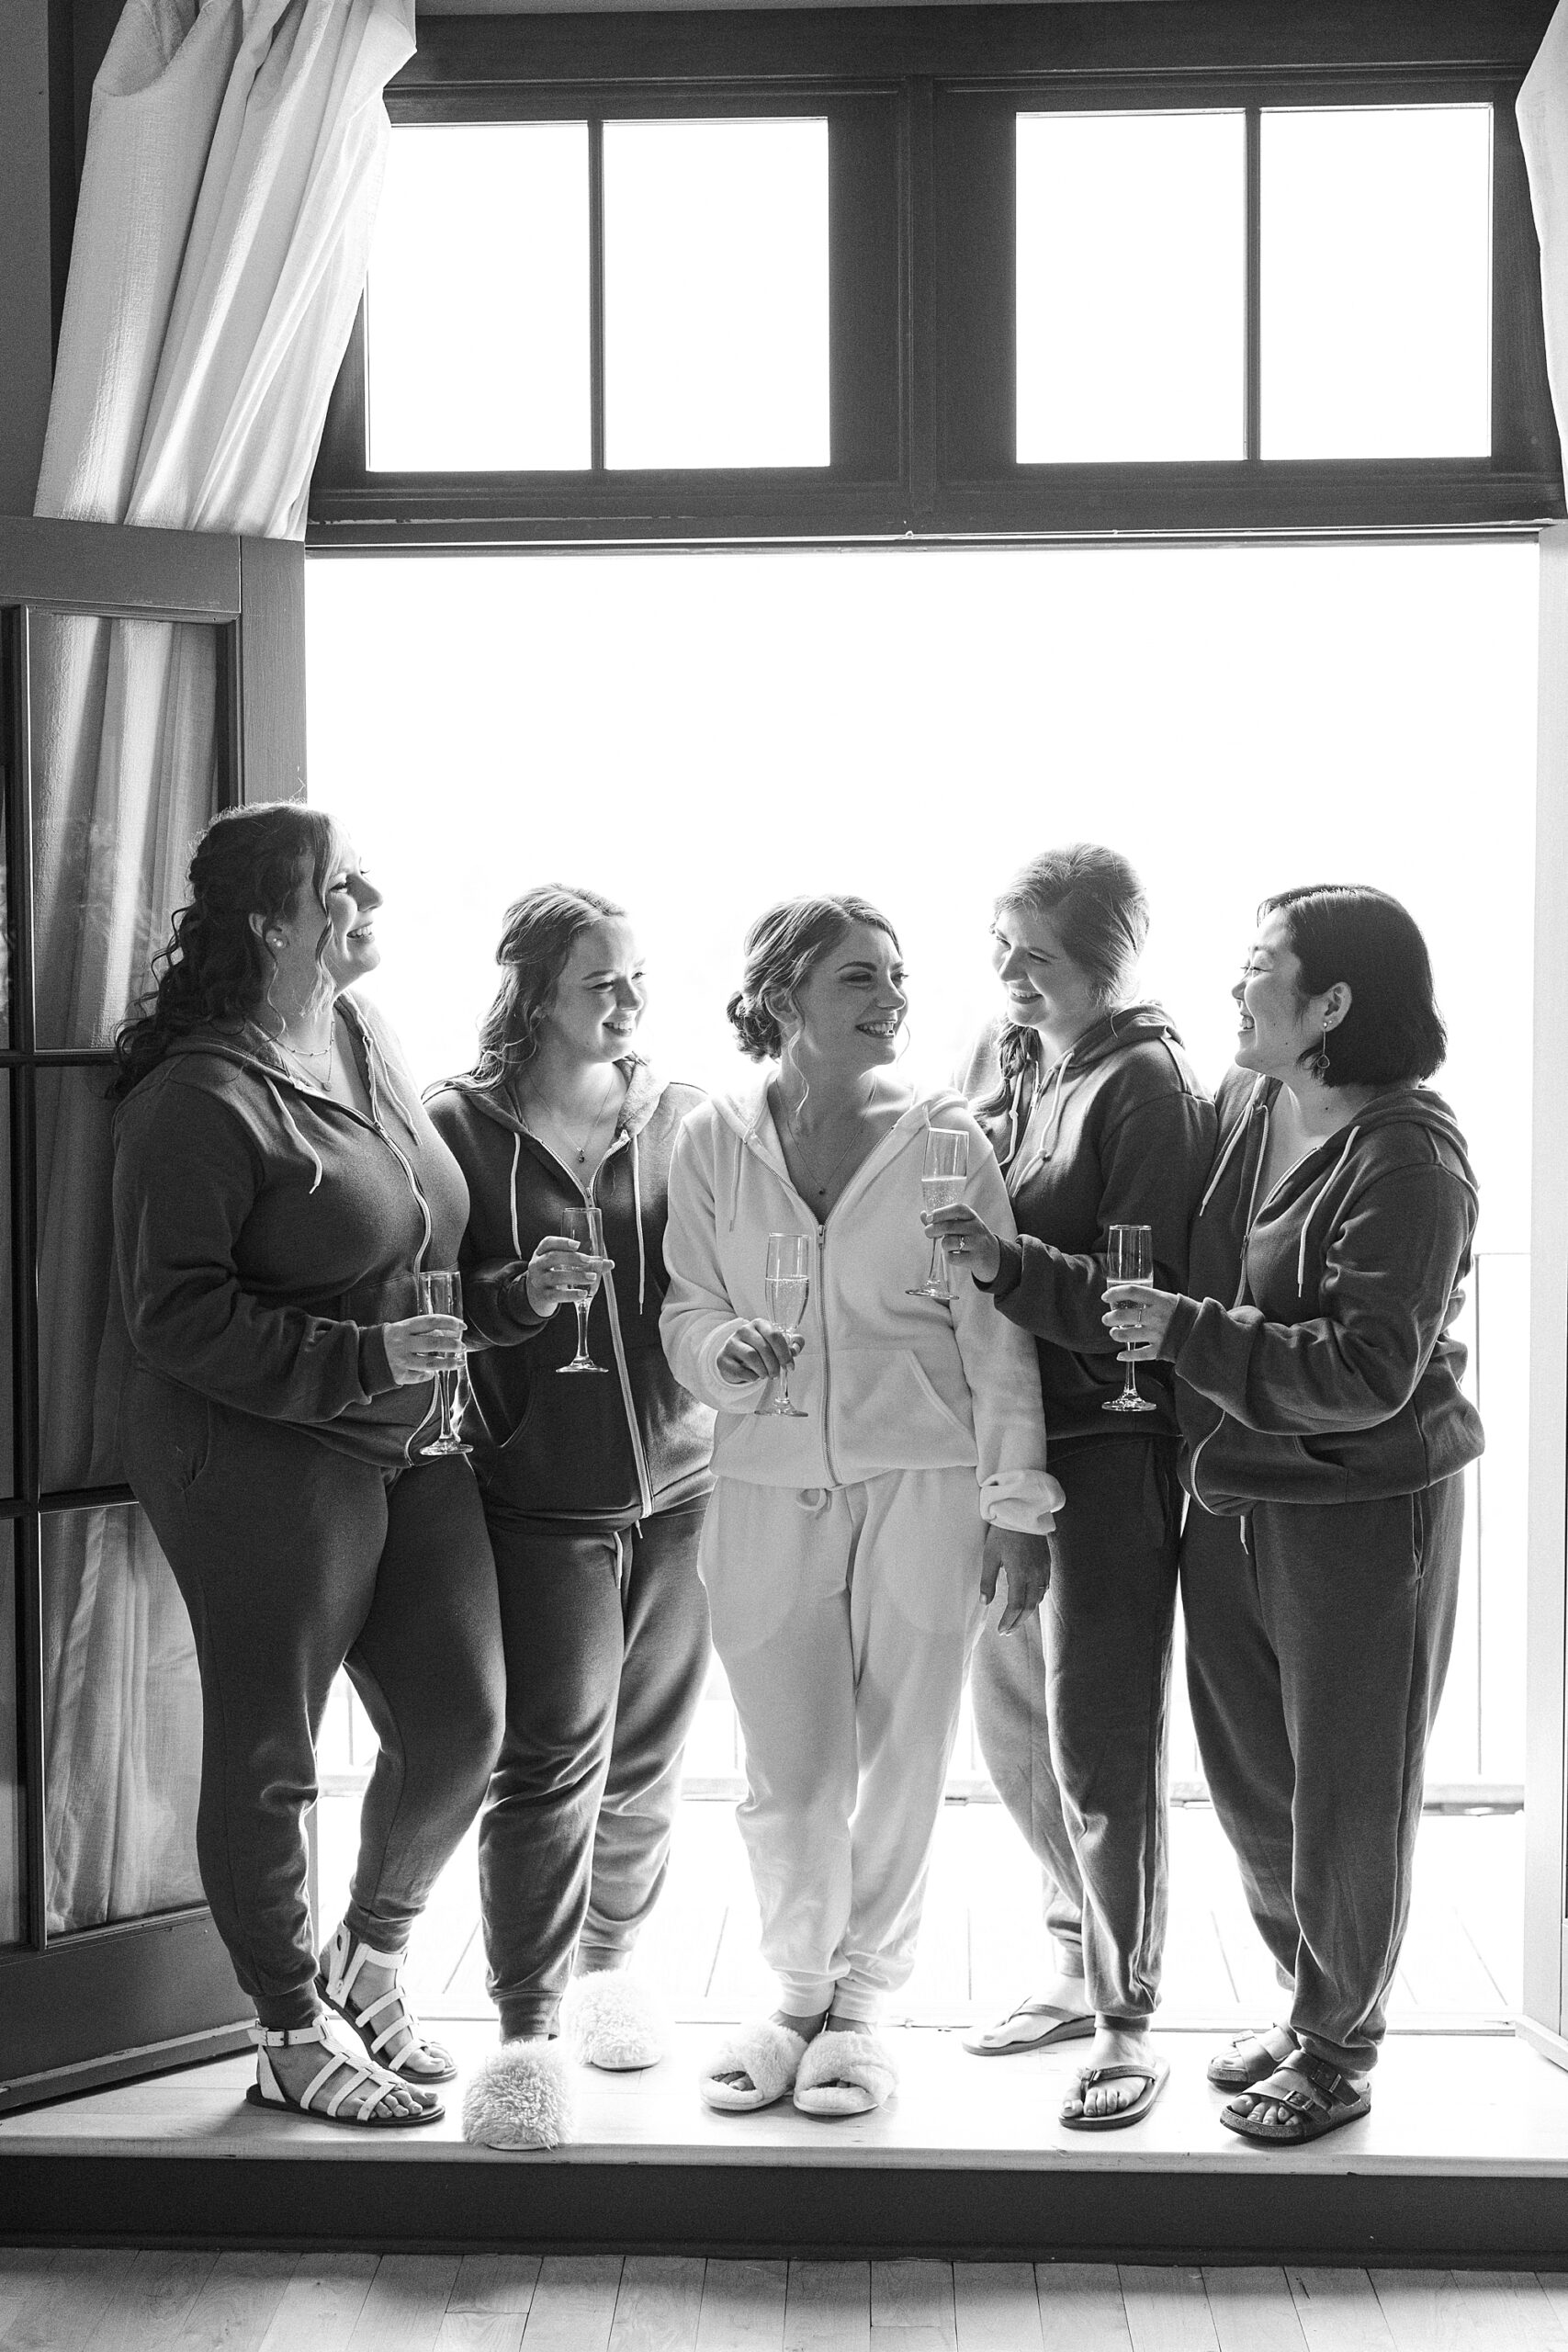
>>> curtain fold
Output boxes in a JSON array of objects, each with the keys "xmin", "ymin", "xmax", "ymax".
[
  {"xmin": 1520, "ymin": 3, "xmax": 1568, "ymax": 458},
  {"xmin": 29, "ymin": 0, "xmax": 412, "ymax": 1933}
]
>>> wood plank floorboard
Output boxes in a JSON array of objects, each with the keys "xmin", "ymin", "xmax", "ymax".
[{"xmin": 9, "ymin": 2260, "xmax": 1568, "ymax": 2351}]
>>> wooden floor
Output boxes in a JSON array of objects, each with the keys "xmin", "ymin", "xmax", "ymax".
[
  {"xmin": 6, "ymin": 2250, "xmax": 1568, "ymax": 2351},
  {"xmin": 317, "ymin": 1798, "xmax": 1525, "ymax": 2035}
]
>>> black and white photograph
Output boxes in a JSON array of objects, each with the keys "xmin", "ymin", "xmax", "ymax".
[{"xmin": 3, "ymin": 0, "xmax": 1568, "ymax": 2342}]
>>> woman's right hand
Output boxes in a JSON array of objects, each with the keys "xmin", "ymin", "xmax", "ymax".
[
  {"xmin": 383, "ymin": 1314, "xmax": 466, "ymax": 1386},
  {"xmin": 525, "ymin": 1236, "xmax": 614, "ymax": 1319},
  {"xmin": 923, "ymin": 1203, "xmax": 1003, "ymax": 1285},
  {"xmin": 716, "ymin": 1320, "xmax": 803, "ymax": 1385}
]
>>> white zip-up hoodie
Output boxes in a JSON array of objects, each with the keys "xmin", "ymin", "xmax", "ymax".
[{"xmin": 660, "ymin": 1076, "xmax": 1062, "ymax": 1534}]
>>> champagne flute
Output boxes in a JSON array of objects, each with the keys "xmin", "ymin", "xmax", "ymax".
[
  {"xmin": 556, "ymin": 1203, "xmax": 609, "ymax": 1375},
  {"xmin": 1103, "ymin": 1223, "xmax": 1157, "ymax": 1415},
  {"xmin": 760, "ymin": 1232, "xmax": 811, "ymax": 1419},
  {"xmin": 414, "ymin": 1270, "xmax": 471, "ymax": 1457},
  {"xmin": 908, "ymin": 1128, "xmax": 970, "ymax": 1301}
]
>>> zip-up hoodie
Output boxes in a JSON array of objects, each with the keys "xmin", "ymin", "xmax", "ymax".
[
  {"xmin": 955, "ymin": 1005, "xmax": 1215, "ymax": 1443},
  {"xmin": 660, "ymin": 1076, "xmax": 1062, "ymax": 1532},
  {"xmin": 1168, "ymin": 1064, "xmax": 1484, "ymax": 1514},
  {"xmin": 425, "ymin": 1059, "xmax": 716, "ymax": 1529},
  {"xmin": 111, "ymin": 994, "xmax": 468, "ymax": 1469}
]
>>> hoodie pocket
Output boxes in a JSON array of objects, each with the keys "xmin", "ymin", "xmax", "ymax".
[{"xmin": 830, "ymin": 1346, "xmax": 977, "ymax": 1470}]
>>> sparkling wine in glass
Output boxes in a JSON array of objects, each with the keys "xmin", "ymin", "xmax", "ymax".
[
  {"xmin": 414, "ymin": 1269, "xmax": 471, "ymax": 1457},
  {"xmin": 1103, "ymin": 1223, "xmax": 1157, "ymax": 1415},
  {"xmin": 556, "ymin": 1203, "xmax": 610, "ymax": 1375},
  {"xmin": 908, "ymin": 1129, "xmax": 970, "ymax": 1301},
  {"xmin": 760, "ymin": 1232, "xmax": 811, "ymax": 1419}
]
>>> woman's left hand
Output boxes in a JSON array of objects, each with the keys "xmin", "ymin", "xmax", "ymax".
[
  {"xmin": 981, "ymin": 1523, "xmax": 1052, "ymax": 1633},
  {"xmin": 1102, "ymin": 1281, "xmax": 1183, "ymax": 1361},
  {"xmin": 922, "ymin": 1203, "xmax": 1002, "ymax": 1285}
]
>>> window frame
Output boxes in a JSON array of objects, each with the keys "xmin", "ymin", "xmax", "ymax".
[{"xmin": 308, "ymin": 0, "xmax": 1563, "ymax": 548}]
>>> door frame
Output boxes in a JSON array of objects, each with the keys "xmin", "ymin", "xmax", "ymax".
[{"xmin": 0, "ymin": 514, "xmax": 305, "ymax": 2110}]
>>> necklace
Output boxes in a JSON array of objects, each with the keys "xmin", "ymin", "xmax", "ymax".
[
  {"xmin": 259, "ymin": 1016, "xmax": 334, "ymax": 1084},
  {"xmin": 776, "ymin": 1085, "xmax": 874, "ymax": 1204},
  {"xmin": 519, "ymin": 1068, "xmax": 624, "ymax": 1167}
]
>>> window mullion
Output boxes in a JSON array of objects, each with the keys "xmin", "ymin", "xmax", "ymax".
[
  {"xmin": 1246, "ymin": 102, "xmax": 1261, "ymax": 463},
  {"xmin": 590, "ymin": 115, "xmax": 605, "ymax": 475}
]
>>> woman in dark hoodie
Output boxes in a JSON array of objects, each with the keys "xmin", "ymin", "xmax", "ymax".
[
  {"xmin": 1100, "ymin": 884, "xmax": 1482, "ymax": 2144},
  {"xmin": 112, "ymin": 803, "xmax": 505, "ymax": 2131},
  {"xmin": 928, "ymin": 844, "xmax": 1215, "ymax": 2128},
  {"xmin": 426, "ymin": 888, "xmax": 713, "ymax": 2150}
]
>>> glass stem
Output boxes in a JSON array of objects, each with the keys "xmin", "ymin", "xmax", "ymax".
[
  {"xmin": 576, "ymin": 1301, "xmax": 591, "ymax": 1360},
  {"xmin": 1122, "ymin": 1351, "xmax": 1140, "ymax": 1404}
]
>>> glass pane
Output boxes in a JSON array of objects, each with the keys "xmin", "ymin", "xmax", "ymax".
[
  {"xmin": 0, "ymin": 1524, "xmax": 23, "ymax": 1947},
  {"xmin": 367, "ymin": 124, "xmax": 591, "ymax": 472},
  {"xmin": 1262, "ymin": 105, "xmax": 1493, "ymax": 458},
  {"xmin": 0, "ymin": 1079, "xmax": 12, "ymax": 1498},
  {"xmin": 28, "ymin": 611, "xmax": 224, "ymax": 1050},
  {"xmin": 0, "ymin": 738, "xmax": 12, "ymax": 1049},
  {"xmin": 1016, "ymin": 110, "xmax": 1246, "ymax": 462},
  {"xmin": 42, "ymin": 1502, "xmax": 203, "ymax": 1935},
  {"xmin": 36, "ymin": 1065, "xmax": 122, "ymax": 1496},
  {"xmin": 604, "ymin": 119, "xmax": 830, "ymax": 469}
]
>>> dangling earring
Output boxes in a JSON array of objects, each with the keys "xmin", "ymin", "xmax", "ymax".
[{"xmin": 1308, "ymin": 1019, "xmax": 1333, "ymax": 1085}]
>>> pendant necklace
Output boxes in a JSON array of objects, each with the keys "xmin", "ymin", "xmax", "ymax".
[
  {"xmin": 778, "ymin": 1085, "xmax": 871, "ymax": 1204},
  {"xmin": 521, "ymin": 1069, "xmax": 622, "ymax": 1167}
]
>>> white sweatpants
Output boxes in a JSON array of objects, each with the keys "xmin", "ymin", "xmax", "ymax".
[{"xmin": 699, "ymin": 1467, "xmax": 987, "ymax": 2022}]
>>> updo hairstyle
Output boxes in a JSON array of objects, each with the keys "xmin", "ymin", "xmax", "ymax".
[
  {"xmin": 472, "ymin": 884, "xmax": 627, "ymax": 1084},
  {"xmin": 1261, "ymin": 884, "xmax": 1447, "ymax": 1086},
  {"xmin": 111, "ymin": 801, "xmax": 340, "ymax": 1098},
  {"xmin": 727, "ymin": 895, "xmax": 900, "ymax": 1061}
]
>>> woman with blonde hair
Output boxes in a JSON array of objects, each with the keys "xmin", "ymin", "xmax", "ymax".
[{"xmin": 662, "ymin": 894, "xmax": 1059, "ymax": 2119}]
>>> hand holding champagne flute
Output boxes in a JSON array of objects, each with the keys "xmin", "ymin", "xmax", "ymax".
[
  {"xmin": 414, "ymin": 1269, "xmax": 471, "ymax": 1457},
  {"xmin": 1102, "ymin": 1223, "xmax": 1156, "ymax": 1414},
  {"xmin": 908, "ymin": 1128, "xmax": 970, "ymax": 1301},
  {"xmin": 760, "ymin": 1232, "xmax": 811, "ymax": 1418},
  {"xmin": 556, "ymin": 1203, "xmax": 610, "ymax": 1374}
]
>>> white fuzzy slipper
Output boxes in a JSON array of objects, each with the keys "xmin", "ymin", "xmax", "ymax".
[
  {"xmin": 561, "ymin": 1973, "xmax": 669, "ymax": 2071},
  {"xmin": 699, "ymin": 2020, "xmax": 809, "ymax": 2113},
  {"xmin": 793, "ymin": 2025, "xmax": 897, "ymax": 2118},
  {"xmin": 461, "ymin": 2038, "xmax": 577, "ymax": 2150}
]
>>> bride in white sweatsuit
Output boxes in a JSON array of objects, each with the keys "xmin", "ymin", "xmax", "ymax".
[{"xmin": 661, "ymin": 895, "xmax": 1061, "ymax": 2117}]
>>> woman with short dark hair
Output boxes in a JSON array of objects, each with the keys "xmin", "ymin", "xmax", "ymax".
[
  {"xmin": 926, "ymin": 843, "xmax": 1215, "ymax": 2129},
  {"xmin": 113, "ymin": 804, "xmax": 505, "ymax": 2131},
  {"xmin": 1100, "ymin": 883, "xmax": 1483, "ymax": 2144},
  {"xmin": 426, "ymin": 887, "xmax": 715, "ymax": 2150}
]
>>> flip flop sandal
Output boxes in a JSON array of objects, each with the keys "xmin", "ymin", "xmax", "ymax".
[
  {"xmin": 700, "ymin": 2020, "xmax": 809, "ymax": 2113},
  {"xmin": 1059, "ymin": 2055, "xmax": 1170, "ymax": 2132},
  {"xmin": 963, "ymin": 1999, "xmax": 1097, "ymax": 2057},
  {"xmin": 794, "ymin": 2025, "xmax": 898, "ymax": 2118},
  {"xmin": 247, "ymin": 2018, "xmax": 444, "ymax": 2129},
  {"xmin": 1207, "ymin": 2024, "xmax": 1299, "ymax": 2090},
  {"xmin": 1220, "ymin": 2050, "xmax": 1371, "ymax": 2145},
  {"xmin": 318, "ymin": 1919, "xmax": 457, "ymax": 2084}
]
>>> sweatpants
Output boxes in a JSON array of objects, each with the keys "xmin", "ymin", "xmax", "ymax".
[
  {"xmin": 969, "ymin": 1434, "xmax": 1180, "ymax": 2021},
  {"xmin": 120, "ymin": 1365, "xmax": 506, "ymax": 2029},
  {"xmin": 1179, "ymin": 1475, "xmax": 1464, "ymax": 2076},
  {"xmin": 701, "ymin": 1467, "xmax": 987, "ymax": 2023},
  {"xmin": 479, "ymin": 1498, "xmax": 712, "ymax": 2041}
]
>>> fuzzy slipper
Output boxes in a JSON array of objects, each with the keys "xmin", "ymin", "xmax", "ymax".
[
  {"xmin": 793, "ymin": 2025, "xmax": 897, "ymax": 2119},
  {"xmin": 963, "ymin": 1998, "xmax": 1096, "ymax": 2057},
  {"xmin": 699, "ymin": 2020, "xmax": 809, "ymax": 2113},
  {"xmin": 561, "ymin": 1973, "xmax": 669, "ymax": 2072},
  {"xmin": 462, "ymin": 2038, "xmax": 577, "ymax": 2150}
]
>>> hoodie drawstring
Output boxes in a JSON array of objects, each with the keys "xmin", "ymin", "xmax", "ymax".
[
  {"xmin": 1199, "ymin": 1076, "xmax": 1269, "ymax": 1219},
  {"xmin": 261, "ymin": 1075, "xmax": 323, "ymax": 1195},
  {"xmin": 630, "ymin": 1127, "xmax": 647, "ymax": 1314},
  {"xmin": 508, "ymin": 1133, "xmax": 523, "ymax": 1261},
  {"xmin": 1295, "ymin": 1125, "xmax": 1361, "ymax": 1298}
]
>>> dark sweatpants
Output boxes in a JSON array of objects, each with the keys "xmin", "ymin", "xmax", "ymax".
[
  {"xmin": 1179, "ymin": 1475, "xmax": 1463, "ymax": 2075},
  {"xmin": 970, "ymin": 1434, "xmax": 1180, "ymax": 2021},
  {"xmin": 480, "ymin": 1497, "xmax": 711, "ymax": 2041},
  {"xmin": 121, "ymin": 1365, "xmax": 505, "ymax": 2029}
]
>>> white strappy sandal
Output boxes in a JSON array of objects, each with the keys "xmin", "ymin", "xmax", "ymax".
[
  {"xmin": 317, "ymin": 1920, "xmax": 457, "ymax": 2083},
  {"xmin": 246, "ymin": 2016, "xmax": 444, "ymax": 2129}
]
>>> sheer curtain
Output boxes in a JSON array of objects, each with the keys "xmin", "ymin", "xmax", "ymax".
[
  {"xmin": 31, "ymin": 0, "xmax": 412, "ymax": 1931},
  {"xmin": 1520, "ymin": 3, "xmax": 1568, "ymax": 448}
]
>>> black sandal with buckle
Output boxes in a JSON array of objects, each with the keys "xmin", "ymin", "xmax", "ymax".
[{"xmin": 1221, "ymin": 2048, "xmax": 1371, "ymax": 2144}]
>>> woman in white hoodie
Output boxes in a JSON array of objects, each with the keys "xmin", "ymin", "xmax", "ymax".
[{"xmin": 661, "ymin": 896, "xmax": 1061, "ymax": 2118}]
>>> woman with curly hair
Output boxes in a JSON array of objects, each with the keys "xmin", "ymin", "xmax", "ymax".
[
  {"xmin": 426, "ymin": 888, "xmax": 714, "ymax": 2149},
  {"xmin": 112, "ymin": 802, "xmax": 504, "ymax": 2132},
  {"xmin": 661, "ymin": 896, "xmax": 1060, "ymax": 2120}
]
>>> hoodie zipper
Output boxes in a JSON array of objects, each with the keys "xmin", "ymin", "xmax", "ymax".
[{"xmin": 815, "ymin": 1220, "xmax": 838, "ymax": 1487}]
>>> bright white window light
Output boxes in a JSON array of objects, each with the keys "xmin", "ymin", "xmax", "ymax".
[
  {"xmin": 1262, "ymin": 106, "xmax": 1493, "ymax": 458},
  {"xmin": 604, "ymin": 119, "xmax": 830, "ymax": 469},
  {"xmin": 1016, "ymin": 111, "xmax": 1246, "ymax": 463},
  {"xmin": 367, "ymin": 124, "xmax": 591, "ymax": 472}
]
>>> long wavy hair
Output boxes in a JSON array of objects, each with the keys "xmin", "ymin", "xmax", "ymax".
[
  {"xmin": 980, "ymin": 842, "xmax": 1150, "ymax": 1113},
  {"xmin": 469, "ymin": 885, "xmax": 628, "ymax": 1087},
  {"xmin": 110, "ymin": 803, "xmax": 340, "ymax": 1100}
]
